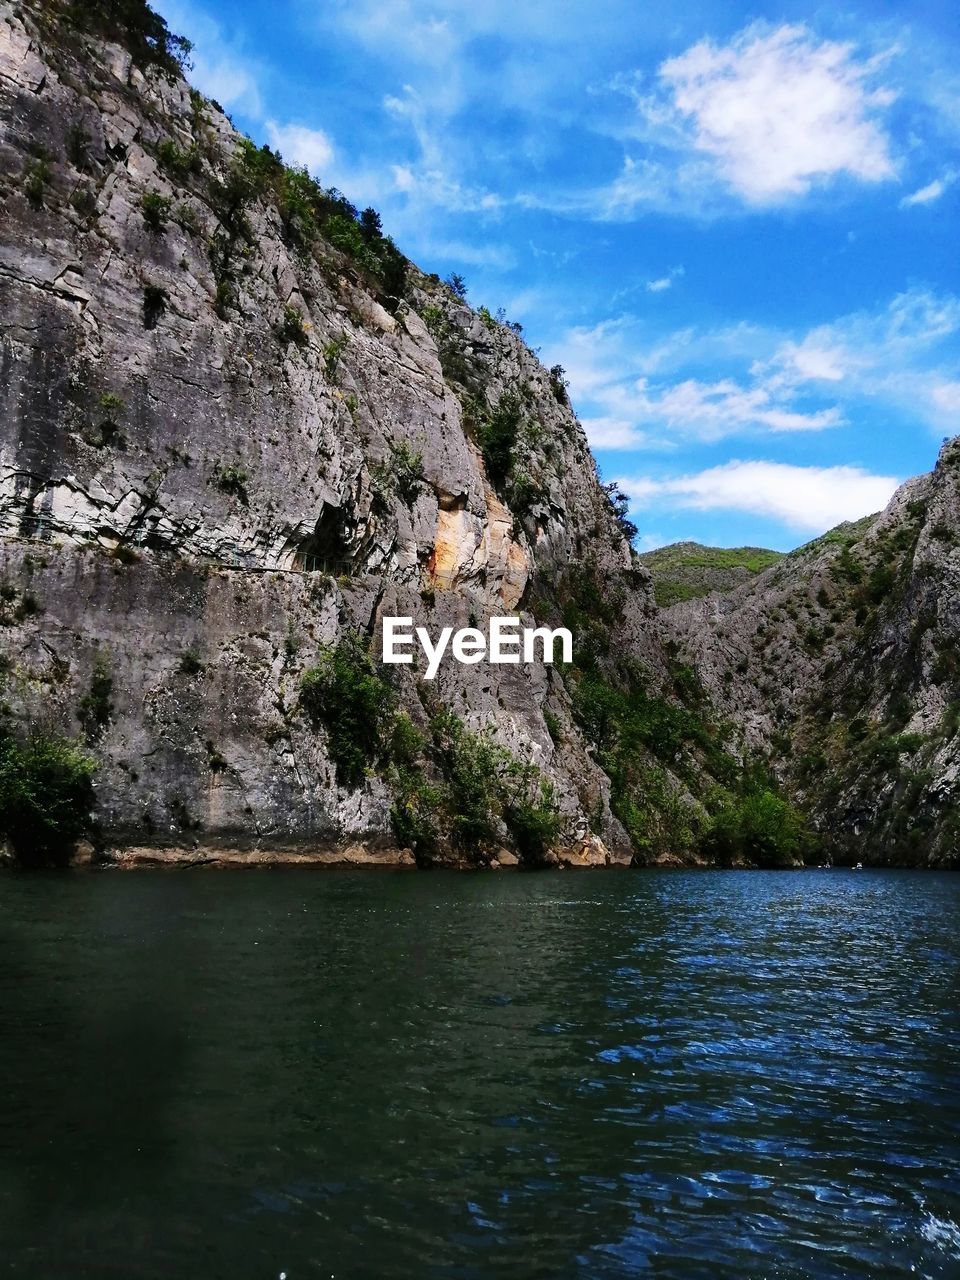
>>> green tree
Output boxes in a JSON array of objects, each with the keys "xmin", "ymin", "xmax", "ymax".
[{"xmin": 0, "ymin": 734, "xmax": 96, "ymax": 867}]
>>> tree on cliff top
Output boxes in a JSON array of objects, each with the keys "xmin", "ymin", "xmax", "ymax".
[{"xmin": 40, "ymin": 0, "xmax": 193, "ymax": 74}]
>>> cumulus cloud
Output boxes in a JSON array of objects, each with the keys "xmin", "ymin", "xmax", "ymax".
[
  {"xmin": 582, "ymin": 22, "xmax": 902, "ymax": 215},
  {"xmin": 265, "ymin": 121, "xmax": 334, "ymax": 175},
  {"xmin": 655, "ymin": 24, "xmax": 898, "ymax": 203},
  {"xmin": 619, "ymin": 461, "xmax": 900, "ymax": 532}
]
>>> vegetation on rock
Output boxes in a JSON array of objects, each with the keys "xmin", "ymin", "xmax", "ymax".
[
  {"xmin": 300, "ymin": 641, "xmax": 560, "ymax": 863},
  {"xmin": 639, "ymin": 542, "xmax": 784, "ymax": 607},
  {"xmin": 0, "ymin": 732, "xmax": 96, "ymax": 867}
]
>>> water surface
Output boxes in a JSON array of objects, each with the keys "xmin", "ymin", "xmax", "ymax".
[{"xmin": 0, "ymin": 869, "xmax": 958, "ymax": 1278}]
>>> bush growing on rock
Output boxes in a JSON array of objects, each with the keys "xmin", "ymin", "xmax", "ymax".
[
  {"xmin": 141, "ymin": 191, "xmax": 172, "ymax": 232},
  {"xmin": 323, "ymin": 334, "xmax": 348, "ymax": 379},
  {"xmin": 299, "ymin": 640, "xmax": 560, "ymax": 861},
  {"xmin": 300, "ymin": 640, "xmax": 397, "ymax": 788},
  {"xmin": 398, "ymin": 709, "xmax": 560, "ymax": 862},
  {"xmin": 476, "ymin": 392, "xmax": 523, "ymax": 487},
  {"xmin": 371, "ymin": 441, "xmax": 423, "ymax": 505},
  {"xmin": 0, "ymin": 733, "xmax": 96, "ymax": 867},
  {"xmin": 702, "ymin": 785, "xmax": 815, "ymax": 868},
  {"xmin": 278, "ymin": 305, "xmax": 308, "ymax": 346},
  {"xmin": 228, "ymin": 142, "xmax": 407, "ymax": 303},
  {"xmin": 46, "ymin": 0, "xmax": 194, "ymax": 73},
  {"xmin": 24, "ymin": 154, "xmax": 51, "ymax": 208},
  {"xmin": 156, "ymin": 138, "xmax": 201, "ymax": 181},
  {"xmin": 210, "ymin": 461, "xmax": 249, "ymax": 504}
]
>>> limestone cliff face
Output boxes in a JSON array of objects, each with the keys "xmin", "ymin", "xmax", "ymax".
[
  {"xmin": 0, "ymin": 1, "xmax": 675, "ymax": 863},
  {"xmin": 660, "ymin": 443, "xmax": 960, "ymax": 867}
]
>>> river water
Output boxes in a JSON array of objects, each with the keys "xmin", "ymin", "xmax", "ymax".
[{"xmin": 0, "ymin": 869, "xmax": 958, "ymax": 1278}]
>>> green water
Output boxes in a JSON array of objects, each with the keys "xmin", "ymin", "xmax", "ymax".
[{"xmin": 0, "ymin": 869, "xmax": 958, "ymax": 1278}]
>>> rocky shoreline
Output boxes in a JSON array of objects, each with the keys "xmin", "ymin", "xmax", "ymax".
[{"xmin": 79, "ymin": 834, "xmax": 635, "ymax": 870}]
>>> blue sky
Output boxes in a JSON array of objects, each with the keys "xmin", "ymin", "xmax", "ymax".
[{"xmin": 158, "ymin": 0, "xmax": 960, "ymax": 550}]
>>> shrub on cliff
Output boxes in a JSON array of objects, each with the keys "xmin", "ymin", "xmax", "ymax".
[
  {"xmin": 230, "ymin": 143, "xmax": 408, "ymax": 303},
  {"xmin": 300, "ymin": 641, "xmax": 560, "ymax": 860},
  {"xmin": 417, "ymin": 710, "xmax": 560, "ymax": 861},
  {"xmin": 45, "ymin": 0, "xmax": 193, "ymax": 74},
  {"xmin": 476, "ymin": 393, "xmax": 523, "ymax": 487},
  {"xmin": 300, "ymin": 640, "xmax": 397, "ymax": 788},
  {"xmin": 0, "ymin": 733, "xmax": 96, "ymax": 867}
]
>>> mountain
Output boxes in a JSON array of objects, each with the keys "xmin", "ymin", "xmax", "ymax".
[
  {"xmin": 659, "ymin": 453, "xmax": 960, "ymax": 867},
  {"xmin": 0, "ymin": 0, "xmax": 768, "ymax": 869},
  {"xmin": 638, "ymin": 542, "xmax": 784, "ymax": 607}
]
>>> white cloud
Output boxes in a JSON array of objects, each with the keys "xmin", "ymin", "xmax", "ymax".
[
  {"xmin": 630, "ymin": 377, "xmax": 844, "ymax": 437},
  {"xmin": 771, "ymin": 341, "xmax": 848, "ymax": 382},
  {"xmin": 581, "ymin": 416, "xmax": 650, "ymax": 450},
  {"xmin": 757, "ymin": 288, "xmax": 960, "ymax": 422},
  {"xmin": 548, "ymin": 316, "xmax": 845, "ymax": 448},
  {"xmin": 646, "ymin": 265, "xmax": 684, "ymax": 294},
  {"xmin": 902, "ymin": 178, "xmax": 946, "ymax": 207},
  {"xmin": 391, "ymin": 165, "xmax": 417, "ymax": 192},
  {"xmin": 655, "ymin": 24, "xmax": 897, "ymax": 203},
  {"xmin": 619, "ymin": 461, "xmax": 900, "ymax": 532},
  {"xmin": 900, "ymin": 171, "xmax": 955, "ymax": 208},
  {"xmin": 410, "ymin": 239, "xmax": 516, "ymax": 270},
  {"xmin": 264, "ymin": 121, "xmax": 334, "ymax": 175},
  {"xmin": 573, "ymin": 22, "xmax": 904, "ymax": 216},
  {"xmin": 159, "ymin": 1, "xmax": 264, "ymax": 117},
  {"xmin": 552, "ymin": 287, "xmax": 960, "ymax": 452},
  {"xmin": 932, "ymin": 381, "xmax": 960, "ymax": 412}
]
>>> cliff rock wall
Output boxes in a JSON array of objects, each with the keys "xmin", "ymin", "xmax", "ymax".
[{"xmin": 0, "ymin": 1, "xmax": 679, "ymax": 863}]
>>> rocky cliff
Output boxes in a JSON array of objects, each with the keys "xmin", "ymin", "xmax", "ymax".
[
  {"xmin": 1, "ymin": 0, "xmax": 749, "ymax": 867},
  {"xmin": 660, "ymin": 444, "xmax": 960, "ymax": 867}
]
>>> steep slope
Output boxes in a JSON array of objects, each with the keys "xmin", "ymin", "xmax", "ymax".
[
  {"xmin": 660, "ymin": 446, "xmax": 960, "ymax": 867},
  {"xmin": 0, "ymin": 0, "xmax": 755, "ymax": 867},
  {"xmin": 639, "ymin": 542, "xmax": 783, "ymax": 607}
]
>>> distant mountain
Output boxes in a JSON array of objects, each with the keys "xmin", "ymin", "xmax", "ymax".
[
  {"xmin": 638, "ymin": 542, "xmax": 784, "ymax": 607},
  {"xmin": 660, "ymin": 463, "xmax": 960, "ymax": 867}
]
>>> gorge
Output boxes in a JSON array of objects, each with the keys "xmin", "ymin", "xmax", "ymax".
[{"xmin": 0, "ymin": 0, "xmax": 957, "ymax": 870}]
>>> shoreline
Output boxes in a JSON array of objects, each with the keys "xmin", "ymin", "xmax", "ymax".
[
  {"xmin": 86, "ymin": 840, "xmax": 637, "ymax": 871},
  {"xmin": 4, "ymin": 841, "xmax": 952, "ymax": 872}
]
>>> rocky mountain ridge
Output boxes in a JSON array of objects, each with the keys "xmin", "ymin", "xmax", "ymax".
[
  {"xmin": 0, "ymin": 0, "xmax": 740, "ymax": 868},
  {"xmin": 659, "ymin": 451, "xmax": 960, "ymax": 867}
]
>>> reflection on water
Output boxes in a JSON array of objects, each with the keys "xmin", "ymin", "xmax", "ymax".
[{"xmin": 0, "ymin": 869, "xmax": 958, "ymax": 1278}]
